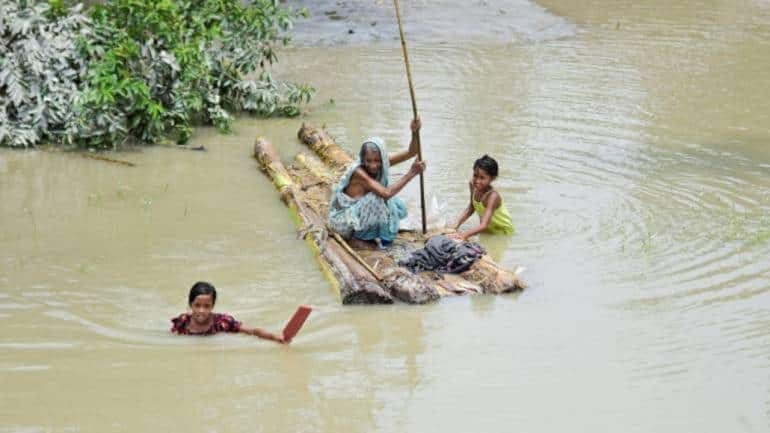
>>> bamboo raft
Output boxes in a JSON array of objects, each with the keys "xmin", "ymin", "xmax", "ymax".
[{"xmin": 253, "ymin": 124, "xmax": 526, "ymax": 304}]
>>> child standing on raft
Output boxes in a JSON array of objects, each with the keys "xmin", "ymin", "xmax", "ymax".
[
  {"xmin": 171, "ymin": 281, "xmax": 284, "ymax": 343},
  {"xmin": 449, "ymin": 155, "xmax": 514, "ymax": 241}
]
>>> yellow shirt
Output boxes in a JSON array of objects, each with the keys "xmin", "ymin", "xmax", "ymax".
[{"xmin": 472, "ymin": 190, "xmax": 515, "ymax": 235}]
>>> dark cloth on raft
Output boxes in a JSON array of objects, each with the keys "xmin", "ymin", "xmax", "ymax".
[{"xmin": 398, "ymin": 235, "xmax": 486, "ymax": 274}]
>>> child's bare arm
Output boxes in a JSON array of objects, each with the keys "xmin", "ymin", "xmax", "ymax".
[
  {"xmin": 453, "ymin": 204, "xmax": 474, "ymax": 230},
  {"xmin": 455, "ymin": 192, "xmax": 501, "ymax": 240},
  {"xmin": 239, "ymin": 326, "xmax": 285, "ymax": 343}
]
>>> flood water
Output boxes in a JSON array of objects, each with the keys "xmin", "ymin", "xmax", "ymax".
[{"xmin": 2, "ymin": 1, "xmax": 769, "ymax": 432}]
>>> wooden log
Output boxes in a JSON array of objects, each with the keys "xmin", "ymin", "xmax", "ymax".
[
  {"xmin": 380, "ymin": 262, "xmax": 440, "ymax": 304},
  {"xmin": 294, "ymin": 152, "xmax": 335, "ymax": 187},
  {"xmin": 291, "ymin": 148, "xmax": 441, "ymax": 304},
  {"xmin": 290, "ymin": 150, "xmax": 444, "ymax": 303},
  {"xmin": 329, "ymin": 231, "xmax": 384, "ymax": 281},
  {"xmin": 398, "ymin": 230, "xmax": 526, "ymax": 294},
  {"xmin": 254, "ymin": 137, "xmax": 393, "ymax": 304},
  {"xmin": 296, "ymin": 124, "xmax": 527, "ymax": 295},
  {"xmin": 297, "ymin": 123, "xmax": 354, "ymax": 172},
  {"xmin": 81, "ymin": 153, "xmax": 136, "ymax": 166},
  {"xmin": 253, "ymin": 137, "xmax": 294, "ymax": 203},
  {"xmin": 287, "ymin": 153, "xmax": 334, "ymax": 223},
  {"xmin": 461, "ymin": 256, "xmax": 527, "ymax": 294}
]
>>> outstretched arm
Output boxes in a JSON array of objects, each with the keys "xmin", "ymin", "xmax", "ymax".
[
  {"xmin": 451, "ymin": 191, "xmax": 501, "ymax": 241},
  {"xmin": 356, "ymin": 159, "xmax": 425, "ymax": 199},
  {"xmin": 239, "ymin": 326, "xmax": 285, "ymax": 343},
  {"xmin": 389, "ymin": 118, "xmax": 421, "ymax": 166}
]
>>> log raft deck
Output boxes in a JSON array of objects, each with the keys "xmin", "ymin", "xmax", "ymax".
[{"xmin": 253, "ymin": 124, "xmax": 526, "ymax": 305}]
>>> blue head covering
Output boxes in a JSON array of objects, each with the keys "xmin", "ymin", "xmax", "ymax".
[
  {"xmin": 334, "ymin": 136, "xmax": 390, "ymax": 195},
  {"xmin": 328, "ymin": 136, "xmax": 407, "ymax": 241}
]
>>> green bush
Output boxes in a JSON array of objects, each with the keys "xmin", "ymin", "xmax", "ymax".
[
  {"xmin": 1, "ymin": 0, "xmax": 314, "ymax": 149},
  {"xmin": 0, "ymin": 1, "xmax": 91, "ymax": 147}
]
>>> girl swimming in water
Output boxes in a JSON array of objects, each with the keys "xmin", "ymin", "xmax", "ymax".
[{"xmin": 170, "ymin": 281, "xmax": 284, "ymax": 343}]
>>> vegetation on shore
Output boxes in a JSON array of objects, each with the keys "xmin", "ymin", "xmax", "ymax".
[{"xmin": 1, "ymin": 0, "xmax": 314, "ymax": 149}]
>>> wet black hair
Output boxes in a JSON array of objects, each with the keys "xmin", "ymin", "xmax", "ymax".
[
  {"xmin": 188, "ymin": 281, "xmax": 217, "ymax": 306},
  {"xmin": 473, "ymin": 154, "xmax": 499, "ymax": 178}
]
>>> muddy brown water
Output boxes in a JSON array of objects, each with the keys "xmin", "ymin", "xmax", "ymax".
[{"xmin": 2, "ymin": 1, "xmax": 769, "ymax": 431}]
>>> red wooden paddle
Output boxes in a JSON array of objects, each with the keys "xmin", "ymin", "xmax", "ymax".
[{"xmin": 282, "ymin": 305, "xmax": 312, "ymax": 344}]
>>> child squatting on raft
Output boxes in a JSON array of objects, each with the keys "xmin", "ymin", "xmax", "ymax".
[
  {"xmin": 449, "ymin": 155, "xmax": 514, "ymax": 241},
  {"xmin": 171, "ymin": 281, "xmax": 284, "ymax": 343},
  {"xmin": 328, "ymin": 118, "xmax": 426, "ymax": 249}
]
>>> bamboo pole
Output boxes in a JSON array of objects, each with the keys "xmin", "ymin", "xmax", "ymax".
[
  {"xmin": 393, "ymin": 0, "xmax": 427, "ymax": 234},
  {"xmin": 329, "ymin": 230, "xmax": 384, "ymax": 281}
]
